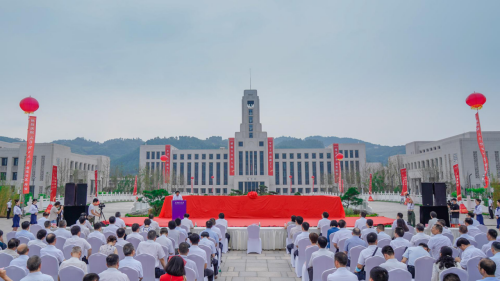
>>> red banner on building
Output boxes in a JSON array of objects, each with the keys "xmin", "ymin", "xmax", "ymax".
[
  {"xmin": 368, "ymin": 173, "xmax": 374, "ymax": 201},
  {"xmin": 165, "ymin": 145, "xmax": 171, "ymax": 183},
  {"xmin": 45, "ymin": 166, "xmax": 58, "ymax": 212},
  {"xmin": 94, "ymin": 170, "xmax": 98, "ymax": 196},
  {"xmin": 229, "ymin": 138, "xmax": 235, "ymax": 176},
  {"xmin": 453, "ymin": 164, "xmax": 462, "ymax": 201},
  {"xmin": 268, "ymin": 138, "xmax": 274, "ymax": 176},
  {"xmin": 23, "ymin": 116, "xmax": 37, "ymax": 194},
  {"xmin": 475, "ymin": 113, "xmax": 489, "ymax": 188},
  {"xmin": 333, "ymin": 144, "xmax": 339, "ymax": 183},
  {"xmin": 400, "ymin": 168, "xmax": 408, "ymax": 196},
  {"xmin": 133, "ymin": 175, "xmax": 138, "ymax": 196}
]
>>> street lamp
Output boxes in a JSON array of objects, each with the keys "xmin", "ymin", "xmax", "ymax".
[{"xmin": 289, "ymin": 175, "xmax": 292, "ymax": 194}]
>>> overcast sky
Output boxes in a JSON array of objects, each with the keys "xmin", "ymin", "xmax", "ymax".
[{"xmin": 1, "ymin": 1, "xmax": 499, "ymax": 146}]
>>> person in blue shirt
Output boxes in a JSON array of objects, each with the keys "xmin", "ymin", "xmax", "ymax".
[
  {"xmin": 489, "ymin": 242, "xmax": 500, "ymax": 278},
  {"xmin": 203, "ymin": 220, "xmax": 220, "ymax": 245},
  {"xmin": 326, "ymin": 220, "xmax": 339, "ymax": 249},
  {"xmin": 0, "ymin": 230, "xmax": 6, "ymax": 250},
  {"xmin": 29, "ymin": 199, "xmax": 38, "ymax": 225},
  {"xmin": 478, "ymin": 258, "xmax": 498, "ymax": 281},
  {"xmin": 15, "ymin": 221, "xmax": 36, "ymax": 241},
  {"xmin": 12, "ymin": 200, "xmax": 22, "ymax": 231},
  {"xmin": 343, "ymin": 228, "xmax": 367, "ymax": 266}
]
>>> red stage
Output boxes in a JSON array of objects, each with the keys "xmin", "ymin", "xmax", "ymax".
[{"xmin": 121, "ymin": 195, "xmax": 394, "ymax": 227}]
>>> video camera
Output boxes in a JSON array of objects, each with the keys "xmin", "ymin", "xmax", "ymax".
[{"xmin": 99, "ymin": 202, "xmax": 106, "ymax": 209}]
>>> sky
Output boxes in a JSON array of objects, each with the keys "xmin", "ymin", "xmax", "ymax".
[{"xmin": 0, "ymin": 1, "xmax": 499, "ymax": 146}]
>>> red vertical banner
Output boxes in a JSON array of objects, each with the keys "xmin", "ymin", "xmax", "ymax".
[
  {"xmin": 368, "ymin": 173, "xmax": 374, "ymax": 201},
  {"xmin": 229, "ymin": 138, "xmax": 235, "ymax": 176},
  {"xmin": 268, "ymin": 138, "xmax": 274, "ymax": 176},
  {"xmin": 400, "ymin": 168, "xmax": 408, "ymax": 196},
  {"xmin": 333, "ymin": 144, "xmax": 339, "ymax": 183},
  {"xmin": 164, "ymin": 145, "xmax": 171, "ymax": 183},
  {"xmin": 23, "ymin": 116, "xmax": 37, "ymax": 194},
  {"xmin": 133, "ymin": 175, "xmax": 138, "ymax": 196},
  {"xmin": 94, "ymin": 170, "xmax": 98, "ymax": 196},
  {"xmin": 475, "ymin": 113, "xmax": 489, "ymax": 188},
  {"xmin": 453, "ymin": 164, "xmax": 461, "ymax": 201},
  {"xmin": 340, "ymin": 177, "xmax": 344, "ymax": 193},
  {"xmin": 45, "ymin": 166, "xmax": 57, "ymax": 212}
]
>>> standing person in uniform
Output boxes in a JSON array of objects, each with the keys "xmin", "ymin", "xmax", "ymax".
[
  {"xmin": 406, "ymin": 194, "xmax": 415, "ymax": 227},
  {"xmin": 6, "ymin": 199, "xmax": 12, "ymax": 220},
  {"xmin": 449, "ymin": 198, "xmax": 460, "ymax": 227},
  {"xmin": 474, "ymin": 199, "xmax": 484, "ymax": 225},
  {"xmin": 495, "ymin": 200, "xmax": 500, "ymax": 230},
  {"xmin": 488, "ymin": 196, "xmax": 494, "ymax": 219},
  {"xmin": 12, "ymin": 200, "xmax": 22, "ymax": 231},
  {"xmin": 29, "ymin": 199, "xmax": 38, "ymax": 225}
]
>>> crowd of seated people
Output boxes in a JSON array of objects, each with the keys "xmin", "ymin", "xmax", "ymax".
[{"xmin": 0, "ymin": 209, "xmax": 232, "ymax": 281}]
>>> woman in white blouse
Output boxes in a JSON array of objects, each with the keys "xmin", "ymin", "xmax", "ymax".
[
  {"xmin": 99, "ymin": 235, "xmax": 118, "ymax": 256},
  {"xmin": 431, "ymin": 246, "xmax": 461, "ymax": 281}
]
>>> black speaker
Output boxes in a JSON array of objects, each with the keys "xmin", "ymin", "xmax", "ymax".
[
  {"xmin": 64, "ymin": 183, "xmax": 76, "ymax": 206},
  {"xmin": 63, "ymin": 205, "xmax": 88, "ymax": 225},
  {"xmin": 419, "ymin": 206, "xmax": 450, "ymax": 227},
  {"xmin": 433, "ymin": 183, "xmax": 447, "ymax": 206},
  {"xmin": 421, "ymin": 182, "xmax": 434, "ymax": 206},
  {"xmin": 75, "ymin": 184, "xmax": 88, "ymax": 206}
]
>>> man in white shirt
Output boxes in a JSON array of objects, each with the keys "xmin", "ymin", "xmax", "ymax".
[
  {"xmin": 182, "ymin": 213, "xmax": 195, "ymax": 232},
  {"xmin": 437, "ymin": 219, "xmax": 452, "ymax": 236},
  {"xmin": 40, "ymin": 234, "xmax": 64, "ymax": 263},
  {"xmin": 6, "ymin": 199, "xmax": 12, "ymax": 220},
  {"xmin": 136, "ymin": 230, "xmax": 166, "ymax": 276},
  {"xmin": 465, "ymin": 212, "xmax": 480, "ymax": 226},
  {"xmin": 379, "ymin": 245, "xmax": 408, "ymax": 271},
  {"xmin": 178, "ymin": 242, "xmax": 200, "ymax": 281},
  {"xmin": 174, "ymin": 218, "xmax": 188, "ymax": 237},
  {"xmin": 103, "ymin": 216, "xmax": 119, "ymax": 234},
  {"xmin": 16, "ymin": 222, "xmax": 36, "ymax": 240},
  {"xmin": 87, "ymin": 198, "xmax": 100, "ymax": 225},
  {"xmin": 482, "ymin": 229, "xmax": 498, "ymax": 253},
  {"xmin": 354, "ymin": 211, "xmax": 367, "ymax": 230},
  {"xmin": 127, "ymin": 223, "xmax": 145, "ymax": 242},
  {"xmin": 2, "ymin": 238, "xmax": 20, "ymax": 259},
  {"xmin": 361, "ymin": 219, "xmax": 377, "ymax": 240},
  {"xmin": 87, "ymin": 222, "xmax": 106, "ymax": 245},
  {"xmin": 367, "ymin": 266, "xmax": 389, "ymax": 281},
  {"xmin": 410, "ymin": 224, "xmax": 430, "ymax": 246},
  {"xmin": 327, "ymin": 252, "xmax": 358, "ymax": 281},
  {"xmin": 172, "ymin": 191, "xmax": 183, "ymax": 201},
  {"xmin": 200, "ymin": 232, "xmax": 219, "ymax": 277},
  {"xmin": 78, "ymin": 217, "xmax": 90, "ymax": 237},
  {"xmin": 401, "ymin": 243, "xmax": 431, "ymax": 278},
  {"xmin": 20, "ymin": 255, "xmax": 54, "ymax": 281},
  {"xmin": 376, "ymin": 224, "xmax": 391, "ymax": 241},
  {"xmin": 356, "ymin": 232, "xmax": 384, "ymax": 278},
  {"xmin": 455, "ymin": 238, "xmax": 486, "ymax": 269},
  {"xmin": 115, "ymin": 228, "xmax": 129, "ymax": 247},
  {"xmin": 167, "ymin": 221, "xmax": 180, "ymax": 249},
  {"xmin": 293, "ymin": 222, "xmax": 311, "ymax": 259},
  {"xmin": 332, "ymin": 220, "xmax": 352, "ymax": 250},
  {"xmin": 390, "ymin": 227, "xmax": 411, "ymax": 250},
  {"xmin": 427, "ymin": 224, "xmax": 452, "ymax": 259},
  {"xmin": 76, "ymin": 213, "xmax": 92, "ymax": 230},
  {"xmin": 425, "ymin": 211, "xmax": 438, "ymax": 231},
  {"xmin": 98, "ymin": 254, "xmax": 129, "ymax": 281},
  {"xmin": 118, "ymin": 243, "xmax": 143, "ymax": 280},
  {"xmin": 465, "ymin": 218, "xmax": 483, "ymax": 237},
  {"xmin": 59, "ymin": 246, "xmax": 87, "ymax": 274},
  {"xmin": 10, "ymin": 244, "xmax": 30, "ymax": 273},
  {"xmin": 37, "ymin": 213, "xmax": 49, "ymax": 228},
  {"xmin": 216, "ymin": 213, "xmax": 230, "ymax": 244},
  {"xmin": 308, "ymin": 236, "xmax": 334, "ymax": 280},
  {"xmin": 114, "ymin": 212, "xmax": 127, "ymax": 229},
  {"xmin": 140, "ymin": 219, "xmax": 153, "ymax": 233},
  {"xmin": 64, "ymin": 226, "xmax": 92, "ymax": 259},
  {"xmin": 317, "ymin": 212, "xmax": 331, "ymax": 235},
  {"xmin": 43, "ymin": 221, "xmax": 53, "ymax": 234},
  {"xmin": 147, "ymin": 214, "xmax": 160, "ymax": 231},
  {"xmin": 187, "ymin": 234, "xmax": 215, "ymax": 281},
  {"xmin": 490, "ymin": 242, "xmax": 500, "ymax": 277},
  {"xmin": 391, "ymin": 213, "xmax": 404, "ymax": 231},
  {"xmin": 156, "ymin": 228, "xmax": 174, "ymax": 256},
  {"xmin": 27, "ymin": 229, "xmax": 47, "ymax": 249},
  {"xmin": 488, "ymin": 196, "xmax": 494, "ymax": 219},
  {"xmin": 454, "ymin": 225, "xmax": 475, "ymax": 246},
  {"xmin": 53, "ymin": 220, "xmax": 72, "ymax": 239}
]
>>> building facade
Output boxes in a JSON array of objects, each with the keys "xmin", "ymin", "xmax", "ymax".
[
  {"xmin": 388, "ymin": 131, "xmax": 500, "ymax": 194},
  {"xmin": 0, "ymin": 141, "xmax": 110, "ymax": 197},
  {"xmin": 139, "ymin": 89, "xmax": 368, "ymax": 194}
]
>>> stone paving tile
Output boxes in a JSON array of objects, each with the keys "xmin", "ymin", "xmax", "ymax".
[
  {"xmin": 257, "ymin": 272, "xmax": 282, "ymax": 277},
  {"xmin": 239, "ymin": 272, "xmax": 258, "ymax": 277}
]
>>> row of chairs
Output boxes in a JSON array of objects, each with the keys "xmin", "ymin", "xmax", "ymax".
[{"xmin": 319, "ymin": 266, "xmax": 469, "ymax": 281}]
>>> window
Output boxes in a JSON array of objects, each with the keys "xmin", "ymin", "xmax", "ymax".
[
  {"xmin": 290, "ymin": 153, "xmax": 294, "ymax": 159},
  {"xmin": 224, "ymin": 154, "xmax": 228, "ymax": 160},
  {"xmin": 327, "ymin": 153, "xmax": 331, "ymax": 159},
  {"xmin": 173, "ymin": 154, "xmax": 177, "ymax": 160},
  {"xmin": 275, "ymin": 162, "xmax": 280, "ymax": 185},
  {"xmin": 216, "ymin": 154, "xmax": 220, "ymax": 159},
  {"xmin": 275, "ymin": 153, "xmax": 279, "ymax": 159},
  {"xmin": 194, "ymin": 163, "xmax": 199, "ymax": 185},
  {"xmin": 350, "ymin": 150, "xmax": 354, "ymax": 158},
  {"xmin": 0, "ymin": 172, "xmax": 6, "ymax": 180},
  {"xmin": 239, "ymin": 142, "xmax": 243, "ymax": 147},
  {"xmin": 297, "ymin": 162, "xmax": 302, "ymax": 185},
  {"xmin": 224, "ymin": 162, "xmax": 228, "ymax": 185},
  {"xmin": 473, "ymin": 151, "xmax": 480, "ymax": 178},
  {"xmin": 259, "ymin": 141, "xmax": 264, "ymax": 147},
  {"xmin": 305, "ymin": 162, "xmax": 310, "ymax": 184},
  {"xmin": 172, "ymin": 163, "xmax": 177, "ymax": 185},
  {"xmin": 260, "ymin": 151, "xmax": 264, "ymax": 175},
  {"xmin": 249, "ymin": 109, "xmax": 253, "ymax": 115},
  {"xmin": 320, "ymin": 162, "xmax": 324, "ymax": 185},
  {"xmin": 312, "ymin": 162, "xmax": 317, "ymax": 184},
  {"xmin": 249, "ymin": 116, "xmax": 253, "ymax": 123},
  {"xmin": 187, "ymin": 163, "xmax": 192, "ymax": 185},
  {"xmin": 282, "ymin": 153, "xmax": 286, "ymax": 159},
  {"xmin": 297, "ymin": 153, "xmax": 301, "ymax": 159},
  {"xmin": 146, "ymin": 152, "xmax": 150, "ymax": 159},
  {"xmin": 319, "ymin": 153, "xmax": 323, "ymax": 159},
  {"xmin": 216, "ymin": 162, "xmax": 221, "ymax": 185},
  {"xmin": 188, "ymin": 154, "xmax": 192, "ymax": 160},
  {"xmin": 249, "ymin": 133, "xmax": 253, "ymax": 138},
  {"xmin": 282, "ymin": 162, "xmax": 287, "ymax": 185},
  {"xmin": 249, "ymin": 125, "xmax": 253, "ymax": 131},
  {"xmin": 195, "ymin": 154, "xmax": 199, "ymax": 160},
  {"xmin": 202, "ymin": 154, "xmax": 206, "ymax": 160},
  {"xmin": 151, "ymin": 152, "xmax": 155, "ymax": 160},
  {"xmin": 355, "ymin": 150, "xmax": 359, "ymax": 158},
  {"xmin": 312, "ymin": 153, "xmax": 316, "ymax": 159},
  {"xmin": 290, "ymin": 162, "xmax": 294, "ymax": 185},
  {"xmin": 13, "ymin": 158, "xmax": 18, "ymax": 166},
  {"xmin": 162, "ymin": 151, "xmax": 165, "ymax": 155},
  {"xmin": 209, "ymin": 154, "xmax": 213, "ymax": 159},
  {"xmin": 1, "ymin": 158, "xmax": 7, "ymax": 166},
  {"xmin": 40, "ymin": 156, "xmax": 45, "ymax": 180},
  {"xmin": 180, "ymin": 154, "xmax": 184, "ymax": 160},
  {"xmin": 12, "ymin": 172, "xmax": 17, "ymax": 181},
  {"xmin": 156, "ymin": 152, "xmax": 160, "ymax": 159},
  {"xmin": 305, "ymin": 153, "xmax": 309, "ymax": 159},
  {"xmin": 209, "ymin": 162, "xmax": 213, "ymax": 185},
  {"xmin": 344, "ymin": 150, "xmax": 348, "ymax": 158},
  {"xmin": 239, "ymin": 152, "xmax": 243, "ymax": 175},
  {"xmin": 202, "ymin": 163, "xmax": 206, "ymax": 185}
]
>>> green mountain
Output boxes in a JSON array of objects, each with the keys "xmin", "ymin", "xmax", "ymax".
[{"xmin": 0, "ymin": 135, "xmax": 405, "ymax": 175}]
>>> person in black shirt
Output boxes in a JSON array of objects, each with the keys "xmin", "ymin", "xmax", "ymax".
[{"xmin": 449, "ymin": 198, "xmax": 460, "ymax": 227}]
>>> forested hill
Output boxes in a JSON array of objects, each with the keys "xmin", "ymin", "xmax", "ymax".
[{"xmin": 0, "ymin": 135, "xmax": 404, "ymax": 175}]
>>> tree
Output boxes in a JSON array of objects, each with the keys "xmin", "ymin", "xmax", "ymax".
[
  {"xmin": 258, "ymin": 185, "xmax": 268, "ymax": 195},
  {"xmin": 142, "ymin": 189, "xmax": 170, "ymax": 216},
  {"xmin": 341, "ymin": 187, "xmax": 363, "ymax": 209}
]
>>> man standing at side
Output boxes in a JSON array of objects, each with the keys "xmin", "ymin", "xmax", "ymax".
[
  {"xmin": 6, "ymin": 199, "xmax": 12, "ymax": 220},
  {"xmin": 488, "ymin": 196, "xmax": 494, "ymax": 219},
  {"xmin": 449, "ymin": 198, "xmax": 460, "ymax": 227},
  {"xmin": 406, "ymin": 194, "xmax": 415, "ymax": 227},
  {"xmin": 87, "ymin": 199, "xmax": 100, "ymax": 225}
]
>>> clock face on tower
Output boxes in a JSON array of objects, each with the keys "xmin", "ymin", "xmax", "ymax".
[{"xmin": 247, "ymin": 101, "xmax": 255, "ymax": 109}]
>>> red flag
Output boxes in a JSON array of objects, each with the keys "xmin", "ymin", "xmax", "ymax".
[
  {"xmin": 453, "ymin": 164, "xmax": 468, "ymax": 213},
  {"xmin": 133, "ymin": 175, "xmax": 138, "ymax": 196},
  {"xmin": 268, "ymin": 138, "xmax": 274, "ymax": 176},
  {"xmin": 333, "ymin": 144, "xmax": 339, "ymax": 183},
  {"xmin": 475, "ymin": 113, "xmax": 489, "ymax": 188},
  {"xmin": 400, "ymin": 168, "xmax": 408, "ymax": 196},
  {"xmin": 23, "ymin": 116, "xmax": 37, "ymax": 194},
  {"xmin": 229, "ymin": 138, "xmax": 235, "ymax": 176},
  {"xmin": 45, "ymin": 166, "xmax": 57, "ymax": 213},
  {"xmin": 368, "ymin": 173, "xmax": 374, "ymax": 201},
  {"xmin": 94, "ymin": 170, "xmax": 98, "ymax": 197}
]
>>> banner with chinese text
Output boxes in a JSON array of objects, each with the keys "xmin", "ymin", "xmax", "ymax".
[
  {"xmin": 268, "ymin": 138, "xmax": 274, "ymax": 176},
  {"xmin": 400, "ymin": 168, "xmax": 408, "ymax": 196},
  {"xmin": 165, "ymin": 145, "xmax": 171, "ymax": 183},
  {"xmin": 333, "ymin": 144, "xmax": 339, "ymax": 183},
  {"xmin": 476, "ymin": 113, "xmax": 489, "ymax": 188},
  {"xmin": 229, "ymin": 138, "xmax": 235, "ymax": 176},
  {"xmin": 23, "ymin": 116, "xmax": 37, "ymax": 194},
  {"xmin": 45, "ymin": 166, "xmax": 57, "ymax": 212}
]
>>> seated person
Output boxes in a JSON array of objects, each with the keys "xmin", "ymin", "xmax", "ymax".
[
  {"xmin": 140, "ymin": 219, "xmax": 152, "ymax": 233},
  {"xmin": 326, "ymin": 220, "xmax": 339, "ymax": 249},
  {"xmin": 160, "ymin": 256, "xmax": 185, "ymax": 281},
  {"xmin": 437, "ymin": 219, "xmax": 452, "ymax": 235},
  {"xmin": 127, "ymin": 223, "xmax": 145, "ymax": 241},
  {"xmin": 177, "ymin": 242, "xmax": 200, "ymax": 281},
  {"xmin": 426, "ymin": 211, "xmax": 438, "ymax": 230},
  {"xmin": 389, "ymin": 227, "xmax": 411, "ymax": 249},
  {"xmin": 59, "ymin": 246, "xmax": 88, "ymax": 274},
  {"xmin": 410, "ymin": 223, "xmax": 430, "ymax": 246},
  {"xmin": 361, "ymin": 219, "xmax": 377, "ymax": 240},
  {"xmin": 477, "ymin": 258, "xmax": 497, "ymax": 281},
  {"xmin": 77, "ymin": 216, "xmax": 91, "ymax": 237},
  {"xmin": 391, "ymin": 213, "xmax": 404, "ymax": 230},
  {"xmin": 99, "ymin": 235, "xmax": 118, "ymax": 256},
  {"xmin": 454, "ymin": 238, "xmax": 486, "ymax": 269},
  {"xmin": 453, "ymin": 225, "xmax": 474, "ymax": 246},
  {"xmin": 137, "ymin": 230, "xmax": 167, "ymax": 278},
  {"xmin": 53, "ymin": 220, "xmax": 72, "ymax": 238},
  {"xmin": 368, "ymin": 266, "xmax": 388, "ymax": 281},
  {"xmin": 376, "ymin": 224, "xmax": 391, "ymax": 241},
  {"xmin": 27, "ymin": 229, "xmax": 47, "ymax": 248},
  {"xmin": 343, "ymin": 228, "xmax": 367, "ymax": 266},
  {"xmin": 431, "ymin": 246, "xmax": 460, "ymax": 281},
  {"xmin": 489, "ymin": 242, "xmax": 500, "ymax": 277},
  {"xmin": 308, "ymin": 236, "xmax": 334, "ymax": 281},
  {"xmin": 327, "ymin": 252, "xmax": 357, "ymax": 281},
  {"xmin": 15, "ymin": 221, "xmax": 36, "ymax": 240},
  {"xmin": 428, "ymin": 224, "xmax": 452, "ymax": 259},
  {"xmin": 401, "ymin": 243, "xmax": 431, "ymax": 278},
  {"xmin": 10, "ymin": 244, "xmax": 30, "ymax": 274},
  {"xmin": 87, "ymin": 222, "xmax": 106, "ymax": 245},
  {"xmin": 23, "ymin": 255, "xmax": 53, "ymax": 281},
  {"xmin": 1, "ymin": 238, "xmax": 20, "ymax": 259},
  {"xmin": 40, "ymin": 233, "xmax": 64, "ymax": 263},
  {"xmin": 482, "ymin": 229, "xmax": 498, "ymax": 253},
  {"xmin": 464, "ymin": 218, "xmax": 482, "ymax": 236},
  {"xmin": 98, "ymin": 254, "xmax": 129, "ymax": 281},
  {"xmin": 156, "ymin": 228, "xmax": 175, "ymax": 256},
  {"xmin": 118, "ymin": 243, "xmax": 143, "ymax": 280},
  {"xmin": 379, "ymin": 246, "xmax": 407, "ymax": 271},
  {"xmin": 43, "ymin": 221, "xmax": 53, "ymax": 234},
  {"xmin": 356, "ymin": 232, "xmax": 384, "ymax": 280},
  {"xmin": 104, "ymin": 216, "xmax": 119, "ymax": 233}
]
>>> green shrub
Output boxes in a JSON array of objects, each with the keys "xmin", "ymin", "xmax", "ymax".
[
  {"xmin": 141, "ymin": 189, "xmax": 170, "ymax": 216},
  {"xmin": 294, "ymin": 192, "xmax": 301, "ymax": 196}
]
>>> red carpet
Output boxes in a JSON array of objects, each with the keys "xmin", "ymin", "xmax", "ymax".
[{"xmin": 122, "ymin": 216, "xmax": 395, "ymax": 227}]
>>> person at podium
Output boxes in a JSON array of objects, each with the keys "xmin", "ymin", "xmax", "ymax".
[{"xmin": 173, "ymin": 191, "xmax": 183, "ymax": 201}]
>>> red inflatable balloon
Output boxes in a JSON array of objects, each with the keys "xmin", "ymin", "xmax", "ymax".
[
  {"xmin": 466, "ymin": 92, "xmax": 486, "ymax": 110},
  {"xmin": 160, "ymin": 155, "xmax": 168, "ymax": 162},
  {"xmin": 247, "ymin": 191, "xmax": 258, "ymax": 199},
  {"xmin": 20, "ymin": 97, "xmax": 39, "ymax": 114},
  {"xmin": 336, "ymin": 153, "xmax": 344, "ymax": 160}
]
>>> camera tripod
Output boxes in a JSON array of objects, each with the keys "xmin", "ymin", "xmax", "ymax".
[{"xmin": 98, "ymin": 207, "xmax": 106, "ymax": 221}]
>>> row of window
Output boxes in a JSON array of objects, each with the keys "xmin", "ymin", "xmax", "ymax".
[
  {"xmin": 0, "ymin": 157, "xmax": 19, "ymax": 166},
  {"xmin": 146, "ymin": 152, "xmax": 229, "ymax": 160},
  {"xmin": 419, "ymin": 146, "xmax": 441, "ymax": 153},
  {"xmin": 274, "ymin": 152, "xmax": 333, "ymax": 160},
  {"xmin": 145, "ymin": 162, "xmax": 229, "ymax": 185},
  {"xmin": 0, "ymin": 172, "xmax": 17, "ymax": 181}
]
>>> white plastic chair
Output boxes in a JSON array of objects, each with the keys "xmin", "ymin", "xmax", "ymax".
[
  {"xmin": 466, "ymin": 256, "xmax": 483, "ymax": 281},
  {"xmin": 365, "ymin": 256, "xmax": 385, "ymax": 276},
  {"xmin": 55, "ymin": 236, "xmax": 66, "ymax": 251},
  {"xmin": 41, "ymin": 254, "xmax": 59, "ymax": 281},
  {"xmin": 439, "ymin": 267, "xmax": 468, "ymax": 281},
  {"xmin": 30, "ymin": 224, "xmax": 42, "ymax": 237},
  {"xmin": 301, "ymin": 246, "xmax": 319, "ymax": 281},
  {"xmin": 322, "ymin": 268, "xmax": 336, "ymax": 281},
  {"xmin": 103, "ymin": 232, "xmax": 115, "ymax": 240},
  {"xmin": 199, "ymin": 244, "xmax": 213, "ymax": 270},
  {"xmin": 89, "ymin": 253, "xmax": 107, "ymax": 274},
  {"xmin": 18, "ymin": 236, "xmax": 30, "ymax": 245},
  {"xmin": 180, "ymin": 225, "xmax": 189, "ymax": 234},
  {"xmin": 321, "ymin": 225, "xmax": 329, "ymax": 237},
  {"xmin": 119, "ymin": 266, "xmax": 140, "ymax": 281},
  {"xmin": 178, "ymin": 232, "xmax": 187, "ymax": 244},
  {"xmin": 377, "ymin": 239, "xmax": 391, "ymax": 248},
  {"xmin": 215, "ymin": 224, "xmax": 228, "ymax": 253},
  {"xmin": 329, "ymin": 232, "xmax": 337, "ymax": 254},
  {"xmin": 413, "ymin": 238, "xmax": 429, "ymax": 246},
  {"xmin": 246, "ymin": 224, "xmax": 262, "ymax": 254},
  {"xmin": 134, "ymin": 253, "xmax": 156, "ymax": 281},
  {"xmin": 312, "ymin": 255, "xmax": 335, "ymax": 281},
  {"xmin": 59, "ymin": 265, "xmax": 85, "ymax": 281},
  {"xmin": 6, "ymin": 231, "xmax": 16, "ymax": 242},
  {"xmin": 477, "ymin": 225, "xmax": 488, "ymax": 233},
  {"xmin": 63, "ymin": 245, "xmax": 76, "ymax": 260},
  {"xmin": 407, "ymin": 225, "xmax": 415, "ymax": 234},
  {"xmin": 403, "ymin": 232, "xmax": 413, "ymax": 242},
  {"xmin": 0, "ymin": 253, "xmax": 13, "ymax": 268},
  {"xmin": 443, "ymin": 233, "xmax": 454, "ymax": 244},
  {"xmin": 116, "ymin": 244, "xmax": 125, "ymax": 260},
  {"xmin": 388, "ymin": 268, "xmax": 412, "ymax": 281},
  {"xmin": 88, "ymin": 237, "xmax": 104, "ymax": 255},
  {"xmin": 5, "ymin": 265, "xmax": 27, "ymax": 281},
  {"xmin": 473, "ymin": 234, "xmax": 488, "ymax": 250},
  {"xmin": 185, "ymin": 267, "xmax": 196, "ymax": 281},
  {"xmin": 349, "ymin": 245, "xmax": 366, "ymax": 272},
  {"xmin": 186, "ymin": 254, "xmax": 205, "ymax": 281},
  {"xmin": 393, "ymin": 246, "xmax": 407, "ymax": 261},
  {"xmin": 28, "ymin": 244, "xmax": 42, "ymax": 257},
  {"xmin": 140, "ymin": 232, "xmax": 148, "ymax": 241},
  {"xmin": 414, "ymin": 256, "xmax": 435, "ymax": 281},
  {"xmin": 295, "ymin": 238, "xmax": 310, "ymax": 277},
  {"xmin": 126, "ymin": 237, "xmax": 141, "ymax": 250}
]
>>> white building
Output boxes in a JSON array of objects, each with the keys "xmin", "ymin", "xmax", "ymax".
[
  {"xmin": 388, "ymin": 131, "xmax": 500, "ymax": 194},
  {"xmin": 139, "ymin": 89, "xmax": 369, "ymax": 194},
  {"xmin": 0, "ymin": 141, "xmax": 110, "ymax": 197}
]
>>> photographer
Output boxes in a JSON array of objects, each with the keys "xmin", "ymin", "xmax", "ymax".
[{"xmin": 88, "ymin": 198, "xmax": 101, "ymax": 224}]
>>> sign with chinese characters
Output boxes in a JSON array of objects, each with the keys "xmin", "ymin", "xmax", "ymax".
[
  {"xmin": 229, "ymin": 138, "xmax": 235, "ymax": 176},
  {"xmin": 45, "ymin": 165, "xmax": 57, "ymax": 212},
  {"xmin": 453, "ymin": 164, "xmax": 462, "ymax": 201},
  {"xmin": 268, "ymin": 138, "xmax": 274, "ymax": 176},
  {"xmin": 333, "ymin": 144, "xmax": 339, "ymax": 183},
  {"xmin": 165, "ymin": 145, "xmax": 171, "ymax": 183},
  {"xmin": 400, "ymin": 168, "xmax": 408, "ymax": 196},
  {"xmin": 23, "ymin": 116, "xmax": 37, "ymax": 194},
  {"xmin": 476, "ymin": 112, "xmax": 489, "ymax": 189},
  {"xmin": 95, "ymin": 170, "xmax": 98, "ymax": 196}
]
